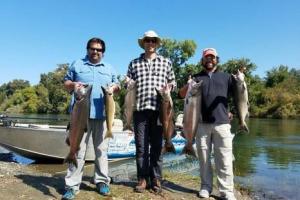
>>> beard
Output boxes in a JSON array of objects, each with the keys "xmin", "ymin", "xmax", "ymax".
[{"xmin": 203, "ymin": 62, "xmax": 216, "ymax": 70}]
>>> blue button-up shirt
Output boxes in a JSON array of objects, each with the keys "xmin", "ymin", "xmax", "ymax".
[{"xmin": 64, "ymin": 56, "xmax": 117, "ymax": 119}]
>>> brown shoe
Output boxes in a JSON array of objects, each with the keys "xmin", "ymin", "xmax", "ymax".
[
  {"xmin": 151, "ymin": 178, "xmax": 162, "ymax": 193},
  {"xmin": 135, "ymin": 179, "xmax": 147, "ymax": 193}
]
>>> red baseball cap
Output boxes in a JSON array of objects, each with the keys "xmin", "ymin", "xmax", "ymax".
[{"xmin": 202, "ymin": 48, "xmax": 218, "ymax": 57}]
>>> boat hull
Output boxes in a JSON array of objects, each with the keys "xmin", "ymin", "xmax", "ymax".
[{"xmin": 0, "ymin": 124, "xmax": 188, "ymax": 162}]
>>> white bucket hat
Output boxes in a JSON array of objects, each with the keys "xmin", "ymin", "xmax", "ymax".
[{"xmin": 138, "ymin": 30, "xmax": 161, "ymax": 49}]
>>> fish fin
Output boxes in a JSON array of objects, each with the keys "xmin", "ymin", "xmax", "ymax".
[
  {"xmin": 101, "ymin": 86, "xmax": 107, "ymax": 96},
  {"xmin": 242, "ymin": 83, "xmax": 247, "ymax": 92},
  {"xmin": 155, "ymin": 88, "xmax": 162, "ymax": 100},
  {"xmin": 246, "ymin": 111, "xmax": 250, "ymax": 118},
  {"xmin": 65, "ymin": 137, "xmax": 70, "ymax": 146},
  {"xmin": 231, "ymin": 74, "xmax": 237, "ymax": 80},
  {"xmin": 239, "ymin": 124, "xmax": 249, "ymax": 134}
]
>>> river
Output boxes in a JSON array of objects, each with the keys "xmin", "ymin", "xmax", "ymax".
[{"xmin": 0, "ymin": 115, "xmax": 299, "ymax": 199}]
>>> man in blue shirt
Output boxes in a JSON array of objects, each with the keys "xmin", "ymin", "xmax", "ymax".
[{"xmin": 62, "ymin": 37, "xmax": 119, "ymax": 200}]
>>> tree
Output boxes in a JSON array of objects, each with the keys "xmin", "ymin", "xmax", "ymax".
[
  {"xmin": 220, "ymin": 58, "xmax": 257, "ymax": 76},
  {"xmin": 22, "ymin": 87, "xmax": 39, "ymax": 113},
  {"xmin": 2, "ymin": 79, "xmax": 30, "ymax": 96},
  {"xmin": 40, "ymin": 64, "xmax": 70, "ymax": 113},
  {"xmin": 265, "ymin": 65, "xmax": 289, "ymax": 87},
  {"xmin": 158, "ymin": 39, "xmax": 197, "ymax": 77},
  {"xmin": 35, "ymin": 84, "xmax": 51, "ymax": 113}
]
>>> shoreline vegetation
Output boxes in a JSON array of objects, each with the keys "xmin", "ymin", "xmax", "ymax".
[{"xmin": 0, "ymin": 160, "xmax": 252, "ymax": 200}]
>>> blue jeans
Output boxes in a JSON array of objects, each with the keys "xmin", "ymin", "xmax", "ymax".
[{"xmin": 133, "ymin": 110, "xmax": 163, "ymax": 181}]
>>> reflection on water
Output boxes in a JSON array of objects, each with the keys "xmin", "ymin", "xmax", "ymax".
[
  {"xmin": 234, "ymin": 118, "xmax": 300, "ymax": 200},
  {"xmin": 1, "ymin": 117, "xmax": 300, "ymax": 199}
]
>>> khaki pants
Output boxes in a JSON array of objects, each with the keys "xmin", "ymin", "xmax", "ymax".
[
  {"xmin": 65, "ymin": 119, "xmax": 110, "ymax": 191},
  {"xmin": 195, "ymin": 123, "xmax": 235, "ymax": 197}
]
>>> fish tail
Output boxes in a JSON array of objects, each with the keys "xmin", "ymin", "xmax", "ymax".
[
  {"xmin": 104, "ymin": 130, "xmax": 113, "ymax": 139},
  {"xmin": 243, "ymin": 124, "xmax": 249, "ymax": 133},
  {"xmin": 239, "ymin": 123, "xmax": 249, "ymax": 133},
  {"xmin": 162, "ymin": 141, "xmax": 176, "ymax": 154},
  {"xmin": 65, "ymin": 136, "xmax": 70, "ymax": 146},
  {"xmin": 181, "ymin": 145, "xmax": 197, "ymax": 157},
  {"xmin": 123, "ymin": 124, "xmax": 133, "ymax": 132},
  {"xmin": 64, "ymin": 153, "xmax": 78, "ymax": 168}
]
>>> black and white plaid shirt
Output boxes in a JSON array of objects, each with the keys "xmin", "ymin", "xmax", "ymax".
[{"xmin": 127, "ymin": 53, "xmax": 176, "ymax": 111}]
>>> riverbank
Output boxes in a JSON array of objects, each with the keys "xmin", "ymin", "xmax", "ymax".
[{"xmin": 0, "ymin": 160, "xmax": 252, "ymax": 200}]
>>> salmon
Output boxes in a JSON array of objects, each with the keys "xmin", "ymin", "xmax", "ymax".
[
  {"xmin": 182, "ymin": 80, "xmax": 203, "ymax": 157},
  {"xmin": 232, "ymin": 70, "xmax": 249, "ymax": 133},
  {"xmin": 156, "ymin": 84, "xmax": 176, "ymax": 154},
  {"xmin": 65, "ymin": 84, "xmax": 92, "ymax": 167},
  {"xmin": 101, "ymin": 86, "xmax": 115, "ymax": 139},
  {"xmin": 123, "ymin": 78, "xmax": 136, "ymax": 132}
]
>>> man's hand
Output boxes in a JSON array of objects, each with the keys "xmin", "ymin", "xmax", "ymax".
[
  {"xmin": 108, "ymin": 83, "xmax": 120, "ymax": 94},
  {"xmin": 74, "ymin": 82, "xmax": 85, "ymax": 91}
]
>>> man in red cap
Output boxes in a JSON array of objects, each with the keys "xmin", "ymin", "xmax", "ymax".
[{"xmin": 179, "ymin": 48, "xmax": 236, "ymax": 200}]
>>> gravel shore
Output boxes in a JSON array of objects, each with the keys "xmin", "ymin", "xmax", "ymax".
[{"xmin": 0, "ymin": 160, "xmax": 252, "ymax": 200}]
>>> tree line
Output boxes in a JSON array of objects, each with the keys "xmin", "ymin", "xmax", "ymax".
[{"xmin": 0, "ymin": 39, "xmax": 299, "ymax": 119}]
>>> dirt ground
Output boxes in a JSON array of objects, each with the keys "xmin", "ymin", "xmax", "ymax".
[{"xmin": 0, "ymin": 161, "xmax": 252, "ymax": 200}]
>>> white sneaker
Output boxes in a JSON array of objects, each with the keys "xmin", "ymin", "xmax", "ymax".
[{"xmin": 198, "ymin": 189, "xmax": 210, "ymax": 198}]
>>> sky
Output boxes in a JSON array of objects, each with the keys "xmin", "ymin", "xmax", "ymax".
[{"xmin": 0, "ymin": 0, "xmax": 299, "ymax": 85}]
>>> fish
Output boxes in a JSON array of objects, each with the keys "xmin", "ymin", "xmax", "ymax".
[
  {"xmin": 65, "ymin": 84, "xmax": 92, "ymax": 167},
  {"xmin": 156, "ymin": 84, "xmax": 176, "ymax": 154},
  {"xmin": 123, "ymin": 78, "xmax": 136, "ymax": 132},
  {"xmin": 182, "ymin": 80, "xmax": 203, "ymax": 157},
  {"xmin": 102, "ymin": 86, "xmax": 115, "ymax": 139},
  {"xmin": 232, "ymin": 69, "xmax": 249, "ymax": 133}
]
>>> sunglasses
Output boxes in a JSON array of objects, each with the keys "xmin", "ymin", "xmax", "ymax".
[
  {"xmin": 144, "ymin": 38, "xmax": 157, "ymax": 44},
  {"xmin": 89, "ymin": 47, "xmax": 103, "ymax": 53}
]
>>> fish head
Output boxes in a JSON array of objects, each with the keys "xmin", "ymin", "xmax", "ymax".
[
  {"xmin": 101, "ymin": 86, "xmax": 113, "ymax": 96},
  {"xmin": 236, "ymin": 69, "xmax": 245, "ymax": 82},
  {"xmin": 127, "ymin": 79, "xmax": 136, "ymax": 90},
  {"xmin": 75, "ymin": 84, "xmax": 92, "ymax": 100},
  {"xmin": 189, "ymin": 80, "xmax": 202, "ymax": 96},
  {"xmin": 156, "ymin": 85, "xmax": 171, "ymax": 101}
]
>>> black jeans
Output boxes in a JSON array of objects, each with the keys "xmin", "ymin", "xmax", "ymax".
[{"xmin": 133, "ymin": 110, "xmax": 163, "ymax": 181}]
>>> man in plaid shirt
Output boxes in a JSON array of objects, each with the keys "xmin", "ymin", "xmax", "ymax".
[{"xmin": 126, "ymin": 30, "xmax": 176, "ymax": 193}]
